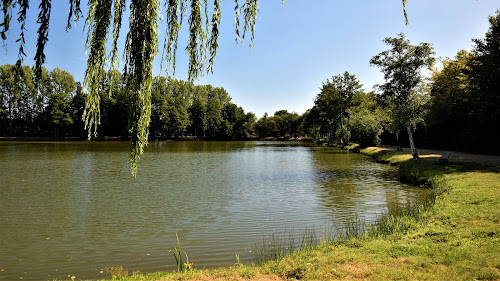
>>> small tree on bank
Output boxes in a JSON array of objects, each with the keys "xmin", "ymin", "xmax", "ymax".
[{"xmin": 370, "ymin": 33, "xmax": 434, "ymax": 157}]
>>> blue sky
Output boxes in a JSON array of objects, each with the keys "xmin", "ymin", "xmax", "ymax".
[{"xmin": 0, "ymin": 0, "xmax": 499, "ymax": 117}]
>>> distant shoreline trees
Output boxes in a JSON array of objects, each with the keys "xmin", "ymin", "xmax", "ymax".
[{"xmin": 0, "ymin": 66, "xmax": 256, "ymax": 140}]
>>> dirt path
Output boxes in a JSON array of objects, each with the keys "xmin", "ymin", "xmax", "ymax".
[{"xmin": 367, "ymin": 144, "xmax": 500, "ymax": 170}]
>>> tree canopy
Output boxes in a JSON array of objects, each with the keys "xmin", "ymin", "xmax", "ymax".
[{"xmin": 428, "ymin": 10, "xmax": 500, "ymax": 153}]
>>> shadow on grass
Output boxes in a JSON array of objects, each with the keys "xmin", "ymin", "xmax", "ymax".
[{"xmin": 399, "ymin": 158, "xmax": 498, "ymax": 186}]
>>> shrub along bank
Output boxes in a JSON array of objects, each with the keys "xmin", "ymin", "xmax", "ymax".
[{"xmin": 88, "ymin": 145, "xmax": 499, "ymax": 281}]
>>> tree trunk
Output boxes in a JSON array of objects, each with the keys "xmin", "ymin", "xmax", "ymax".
[
  {"xmin": 406, "ymin": 123, "xmax": 417, "ymax": 158},
  {"xmin": 8, "ymin": 98, "xmax": 13, "ymax": 136}
]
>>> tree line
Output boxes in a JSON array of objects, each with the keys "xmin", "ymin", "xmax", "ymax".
[{"xmin": 0, "ymin": 67, "xmax": 256, "ymax": 140}]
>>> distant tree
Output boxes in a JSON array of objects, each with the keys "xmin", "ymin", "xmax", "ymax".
[
  {"xmin": 150, "ymin": 76, "xmax": 171, "ymax": 138},
  {"xmin": 14, "ymin": 66, "xmax": 37, "ymax": 135},
  {"xmin": 348, "ymin": 91, "xmax": 388, "ymax": 147},
  {"xmin": 427, "ymin": 10, "xmax": 500, "ymax": 153},
  {"xmin": 71, "ymin": 82, "xmax": 86, "ymax": 138},
  {"xmin": 205, "ymin": 86, "xmax": 231, "ymax": 137},
  {"xmin": 188, "ymin": 97, "xmax": 207, "ymax": 137},
  {"xmin": 0, "ymin": 64, "xmax": 19, "ymax": 136},
  {"xmin": 255, "ymin": 112, "xmax": 278, "ymax": 138},
  {"xmin": 167, "ymin": 79, "xmax": 192, "ymax": 137},
  {"xmin": 308, "ymin": 71, "xmax": 362, "ymax": 145},
  {"xmin": 97, "ymin": 70, "xmax": 127, "ymax": 137},
  {"xmin": 224, "ymin": 104, "xmax": 255, "ymax": 139},
  {"xmin": 46, "ymin": 68, "xmax": 76, "ymax": 138},
  {"xmin": 370, "ymin": 33, "xmax": 434, "ymax": 157}
]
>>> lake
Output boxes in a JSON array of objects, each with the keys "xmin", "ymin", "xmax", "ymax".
[{"xmin": 0, "ymin": 141, "xmax": 428, "ymax": 280}]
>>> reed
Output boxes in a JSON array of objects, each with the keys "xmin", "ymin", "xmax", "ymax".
[
  {"xmin": 251, "ymin": 227, "xmax": 318, "ymax": 264},
  {"xmin": 172, "ymin": 233, "xmax": 192, "ymax": 272}
]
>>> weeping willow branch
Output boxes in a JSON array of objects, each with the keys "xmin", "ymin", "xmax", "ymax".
[
  {"xmin": 161, "ymin": 0, "xmax": 180, "ymax": 76},
  {"xmin": 66, "ymin": 0, "xmax": 82, "ymax": 30},
  {"xmin": 240, "ymin": 0, "xmax": 258, "ymax": 47},
  {"xmin": 402, "ymin": 0, "xmax": 408, "ymax": 25},
  {"xmin": 110, "ymin": 0, "xmax": 125, "ymax": 72},
  {"xmin": 234, "ymin": 0, "xmax": 239, "ymax": 42},
  {"xmin": 34, "ymin": 0, "xmax": 51, "ymax": 82},
  {"xmin": 0, "ymin": 0, "xmax": 12, "ymax": 41},
  {"xmin": 125, "ymin": 0, "xmax": 159, "ymax": 176},
  {"xmin": 186, "ymin": 0, "xmax": 207, "ymax": 80},
  {"xmin": 15, "ymin": 0, "xmax": 29, "ymax": 66},
  {"xmin": 208, "ymin": 0, "xmax": 220, "ymax": 73},
  {"xmin": 83, "ymin": 0, "xmax": 113, "ymax": 139}
]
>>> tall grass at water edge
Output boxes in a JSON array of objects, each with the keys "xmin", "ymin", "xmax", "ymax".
[{"xmin": 251, "ymin": 160, "xmax": 442, "ymax": 265}]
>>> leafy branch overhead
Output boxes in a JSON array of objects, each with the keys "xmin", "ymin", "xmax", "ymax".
[{"xmin": 0, "ymin": 0, "xmax": 409, "ymax": 175}]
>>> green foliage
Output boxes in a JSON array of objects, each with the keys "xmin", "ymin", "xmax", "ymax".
[
  {"xmin": 0, "ymin": 64, "xmax": 77, "ymax": 137},
  {"xmin": 306, "ymin": 71, "xmax": 362, "ymax": 144},
  {"xmin": 426, "ymin": 10, "xmax": 500, "ymax": 153},
  {"xmin": 83, "ymin": 0, "xmax": 113, "ymax": 140},
  {"xmin": 428, "ymin": 50, "xmax": 474, "ymax": 149},
  {"xmin": 334, "ymin": 119, "xmax": 350, "ymax": 146},
  {"xmin": 348, "ymin": 91, "xmax": 388, "ymax": 147},
  {"xmin": 349, "ymin": 109, "xmax": 384, "ymax": 147},
  {"xmin": 0, "ymin": 64, "xmax": 255, "ymax": 141},
  {"xmin": 254, "ymin": 110, "xmax": 302, "ymax": 139},
  {"xmin": 47, "ymin": 68, "xmax": 76, "ymax": 138},
  {"xmin": 124, "ymin": 0, "xmax": 161, "ymax": 176}
]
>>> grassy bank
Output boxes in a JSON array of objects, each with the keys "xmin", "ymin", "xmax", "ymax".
[{"xmin": 80, "ymin": 145, "xmax": 499, "ymax": 280}]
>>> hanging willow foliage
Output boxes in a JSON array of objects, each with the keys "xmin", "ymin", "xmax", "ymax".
[
  {"xmin": 161, "ymin": 0, "xmax": 182, "ymax": 76},
  {"xmin": 124, "ymin": 0, "xmax": 159, "ymax": 176},
  {"xmin": 110, "ymin": 0, "xmax": 125, "ymax": 72},
  {"xmin": 402, "ymin": 0, "xmax": 408, "ymax": 25},
  {"xmin": 83, "ymin": 0, "xmax": 113, "ymax": 140},
  {"xmin": 34, "ymin": 0, "xmax": 50, "ymax": 82},
  {"xmin": 15, "ymin": 0, "xmax": 29, "ymax": 66},
  {"xmin": 66, "ymin": 0, "xmax": 82, "ymax": 30},
  {"xmin": 0, "ymin": 0, "xmax": 411, "ymax": 176}
]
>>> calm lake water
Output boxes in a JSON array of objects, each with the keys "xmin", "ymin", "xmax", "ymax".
[{"xmin": 0, "ymin": 141, "xmax": 428, "ymax": 280}]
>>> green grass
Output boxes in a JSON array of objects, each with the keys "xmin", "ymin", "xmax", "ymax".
[{"xmin": 66, "ymin": 146, "xmax": 500, "ymax": 281}]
